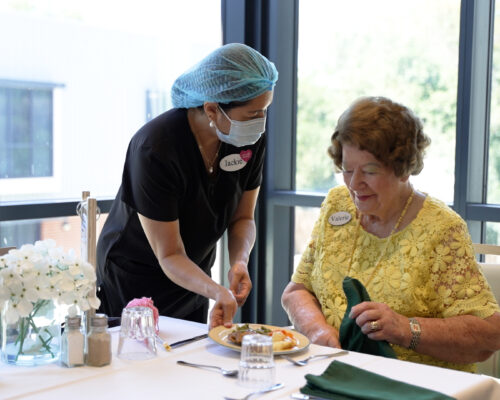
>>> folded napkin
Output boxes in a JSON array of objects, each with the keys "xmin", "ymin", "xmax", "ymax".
[
  {"xmin": 339, "ymin": 277, "xmax": 397, "ymax": 358},
  {"xmin": 301, "ymin": 360, "xmax": 456, "ymax": 400}
]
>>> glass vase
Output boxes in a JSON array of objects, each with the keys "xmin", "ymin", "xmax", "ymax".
[{"xmin": 1, "ymin": 299, "xmax": 61, "ymax": 366}]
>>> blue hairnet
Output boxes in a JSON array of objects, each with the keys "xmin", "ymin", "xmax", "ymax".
[{"xmin": 171, "ymin": 43, "xmax": 278, "ymax": 108}]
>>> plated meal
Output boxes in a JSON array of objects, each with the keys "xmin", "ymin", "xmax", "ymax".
[{"xmin": 208, "ymin": 323, "xmax": 310, "ymax": 355}]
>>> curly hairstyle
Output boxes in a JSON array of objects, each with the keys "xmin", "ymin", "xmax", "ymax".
[{"xmin": 328, "ymin": 96, "xmax": 431, "ymax": 177}]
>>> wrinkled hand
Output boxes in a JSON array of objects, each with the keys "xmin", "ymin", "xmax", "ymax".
[
  {"xmin": 308, "ymin": 325, "xmax": 341, "ymax": 348},
  {"xmin": 228, "ymin": 261, "xmax": 252, "ymax": 306},
  {"xmin": 208, "ymin": 287, "xmax": 238, "ymax": 330},
  {"xmin": 349, "ymin": 301, "xmax": 409, "ymax": 347}
]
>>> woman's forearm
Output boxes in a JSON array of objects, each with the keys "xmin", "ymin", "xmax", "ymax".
[
  {"xmin": 282, "ymin": 283, "xmax": 340, "ymax": 347},
  {"xmin": 227, "ymin": 187, "xmax": 259, "ymax": 266},
  {"xmin": 406, "ymin": 313, "xmax": 500, "ymax": 363},
  {"xmin": 282, "ymin": 288, "xmax": 324, "ymax": 333},
  {"xmin": 227, "ymin": 218, "xmax": 256, "ymax": 265},
  {"xmin": 159, "ymin": 253, "xmax": 225, "ymax": 300}
]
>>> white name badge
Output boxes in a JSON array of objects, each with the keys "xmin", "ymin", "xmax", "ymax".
[
  {"xmin": 328, "ymin": 211, "xmax": 352, "ymax": 226},
  {"xmin": 220, "ymin": 153, "xmax": 248, "ymax": 172}
]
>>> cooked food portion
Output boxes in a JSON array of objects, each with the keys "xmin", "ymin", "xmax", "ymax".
[
  {"xmin": 227, "ymin": 324, "xmax": 271, "ymax": 345},
  {"xmin": 270, "ymin": 329, "xmax": 298, "ymax": 351},
  {"xmin": 227, "ymin": 324, "xmax": 298, "ymax": 351},
  {"xmin": 227, "ymin": 329, "xmax": 253, "ymax": 345}
]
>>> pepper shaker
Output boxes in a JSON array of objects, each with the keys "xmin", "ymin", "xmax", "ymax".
[{"xmin": 86, "ymin": 313, "xmax": 112, "ymax": 367}]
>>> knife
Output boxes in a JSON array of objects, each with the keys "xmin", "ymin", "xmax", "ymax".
[
  {"xmin": 169, "ymin": 333, "xmax": 208, "ymax": 349},
  {"xmin": 290, "ymin": 393, "xmax": 330, "ymax": 400}
]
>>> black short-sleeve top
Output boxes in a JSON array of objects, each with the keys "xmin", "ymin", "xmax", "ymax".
[{"xmin": 96, "ymin": 108, "xmax": 265, "ymax": 316}]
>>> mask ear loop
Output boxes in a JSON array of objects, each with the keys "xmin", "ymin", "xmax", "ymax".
[
  {"xmin": 206, "ymin": 105, "xmax": 228, "ymax": 132},
  {"xmin": 213, "ymin": 105, "xmax": 232, "ymax": 136},
  {"xmin": 217, "ymin": 105, "xmax": 232, "ymax": 122}
]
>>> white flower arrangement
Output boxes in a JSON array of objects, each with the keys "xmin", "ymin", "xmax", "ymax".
[{"xmin": 0, "ymin": 239, "xmax": 100, "ymax": 324}]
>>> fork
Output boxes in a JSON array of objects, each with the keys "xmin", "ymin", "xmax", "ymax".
[
  {"xmin": 283, "ymin": 350, "xmax": 349, "ymax": 366},
  {"xmin": 223, "ymin": 383, "xmax": 284, "ymax": 400}
]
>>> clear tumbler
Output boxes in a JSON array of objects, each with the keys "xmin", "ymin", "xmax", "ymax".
[
  {"xmin": 117, "ymin": 306, "xmax": 157, "ymax": 360},
  {"xmin": 238, "ymin": 334, "xmax": 275, "ymax": 389}
]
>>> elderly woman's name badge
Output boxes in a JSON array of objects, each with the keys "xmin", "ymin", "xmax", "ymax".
[
  {"xmin": 220, "ymin": 150, "xmax": 252, "ymax": 172},
  {"xmin": 328, "ymin": 211, "xmax": 351, "ymax": 226}
]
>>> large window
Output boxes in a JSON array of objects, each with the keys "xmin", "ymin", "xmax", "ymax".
[
  {"xmin": 489, "ymin": 4, "xmax": 500, "ymax": 205},
  {"xmin": 0, "ymin": 0, "xmax": 221, "ymax": 251},
  {"xmin": 295, "ymin": 0, "xmax": 460, "ymax": 264},
  {"xmin": 487, "ymin": 4, "xmax": 500, "ymax": 245},
  {"xmin": 0, "ymin": 0, "xmax": 221, "ymax": 204}
]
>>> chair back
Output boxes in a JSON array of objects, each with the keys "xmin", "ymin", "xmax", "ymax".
[
  {"xmin": 473, "ymin": 243, "xmax": 500, "ymax": 256},
  {"xmin": 473, "ymin": 243, "xmax": 500, "ymax": 377},
  {"xmin": 473, "ymin": 243, "xmax": 500, "ymax": 301},
  {"xmin": 479, "ymin": 263, "xmax": 500, "ymax": 303},
  {"xmin": 0, "ymin": 247, "xmax": 15, "ymax": 256}
]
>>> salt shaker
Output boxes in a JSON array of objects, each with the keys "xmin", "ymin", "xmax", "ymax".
[
  {"xmin": 61, "ymin": 315, "xmax": 84, "ymax": 367},
  {"xmin": 86, "ymin": 314, "xmax": 112, "ymax": 367}
]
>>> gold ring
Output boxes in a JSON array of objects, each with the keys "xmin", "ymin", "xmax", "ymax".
[{"xmin": 370, "ymin": 320, "xmax": 380, "ymax": 331}]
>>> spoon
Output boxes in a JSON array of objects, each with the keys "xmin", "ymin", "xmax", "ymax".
[
  {"xmin": 223, "ymin": 382, "xmax": 284, "ymax": 400},
  {"xmin": 283, "ymin": 350, "xmax": 349, "ymax": 366},
  {"xmin": 177, "ymin": 360, "xmax": 238, "ymax": 377}
]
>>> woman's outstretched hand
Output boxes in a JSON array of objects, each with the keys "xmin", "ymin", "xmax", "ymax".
[{"xmin": 208, "ymin": 287, "xmax": 238, "ymax": 330}]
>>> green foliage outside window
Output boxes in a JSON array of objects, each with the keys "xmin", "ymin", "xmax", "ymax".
[{"xmin": 296, "ymin": 1, "xmax": 458, "ymax": 203}]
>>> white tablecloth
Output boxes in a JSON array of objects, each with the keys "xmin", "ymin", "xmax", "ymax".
[{"xmin": 1, "ymin": 316, "xmax": 499, "ymax": 399}]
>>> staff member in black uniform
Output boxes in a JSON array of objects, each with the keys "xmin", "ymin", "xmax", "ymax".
[{"xmin": 96, "ymin": 43, "xmax": 278, "ymax": 329}]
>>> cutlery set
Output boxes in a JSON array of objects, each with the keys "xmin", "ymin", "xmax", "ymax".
[
  {"xmin": 176, "ymin": 350, "xmax": 349, "ymax": 398},
  {"xmin": 169, "ymin": 332, "xmax": 348, "ymax": 398}
]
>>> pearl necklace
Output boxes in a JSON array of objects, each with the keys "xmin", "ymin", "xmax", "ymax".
[{"xmin": 345, "ymin": 189, "xmax": 415, "ymax": 287}]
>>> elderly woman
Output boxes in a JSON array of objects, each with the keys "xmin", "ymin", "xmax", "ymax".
[
  {"xmin": 97, "ymin": 43, "xmax": 278, "ymax": 329},
  {"xmin": 282, "ymin": 96, "xmax": 500, "ymax": 372}
]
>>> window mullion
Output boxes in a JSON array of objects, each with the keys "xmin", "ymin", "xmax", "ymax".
[{"xmin": 457, "ymin": 0, "xmax": 495, "ymax": 242}]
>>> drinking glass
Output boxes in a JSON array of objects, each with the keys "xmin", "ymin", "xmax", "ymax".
[
  {"xmin": 117, "ymin": 306, "xmax": 157, "ymax": 360},
  {"xmin": 238, "ymin": 334, "xmax": 275, "ymax": 389}
]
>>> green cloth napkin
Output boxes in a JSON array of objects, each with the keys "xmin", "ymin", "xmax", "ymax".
[
  {"xmin": 339, "ymin": 277, "xmax": 397, "ymax": 358},
  {"xmin": 301, "ymin": 360, "xmax": 456, "ymax": 400}
]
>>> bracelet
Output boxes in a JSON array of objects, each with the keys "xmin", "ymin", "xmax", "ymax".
[{"xmin": 408, "ymin": 317, "xmax": 421, "ymax": 351}]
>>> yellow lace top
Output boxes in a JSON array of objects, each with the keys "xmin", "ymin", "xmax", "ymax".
[{"xmin": 292, "ymin": 186, "xmax": 499, "ymax": 372}]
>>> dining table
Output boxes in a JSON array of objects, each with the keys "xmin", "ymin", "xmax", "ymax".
[{"xmin": 1, "ymin": 316, "xmax": 500, "ymax": 399}]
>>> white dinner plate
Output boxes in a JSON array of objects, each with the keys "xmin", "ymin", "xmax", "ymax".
[{"xmin": 208, "ymin": 323, "xmax": 310, "ymax": 355}]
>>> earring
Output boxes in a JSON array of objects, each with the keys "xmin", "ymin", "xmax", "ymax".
[{"xmin": 209, "ymin": 121, "xmax": 215, "ymax": 128}]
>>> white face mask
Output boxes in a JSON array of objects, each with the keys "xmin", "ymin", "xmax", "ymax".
[{"xmin": 214, "ymin": 106, "xmax": 266, "ymax": 147}]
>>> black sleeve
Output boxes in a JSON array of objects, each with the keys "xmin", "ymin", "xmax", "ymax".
[{"xmin": 121, "ymin": 141, "xmax": 183, "ymax": 222}]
